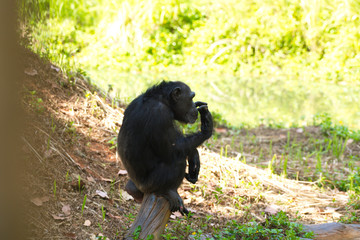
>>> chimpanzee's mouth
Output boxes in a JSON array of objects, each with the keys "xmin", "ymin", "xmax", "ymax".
[{"xmin": 187, "ymin": 109, "xmax": 198, "ymax": 124}]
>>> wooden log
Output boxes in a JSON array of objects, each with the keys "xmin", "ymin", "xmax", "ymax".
[
  {"xmin": 304, "ymin": 223, "xmax": 360, "ymax": 240},
  {"xmin": 124, "ymin": 193, "xmax": 171, "ymax": 240}
]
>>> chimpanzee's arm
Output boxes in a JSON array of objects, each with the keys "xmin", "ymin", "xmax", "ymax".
[{"xmin": 174, "ymin": 103, "xmax": 213, "ymax": 153}]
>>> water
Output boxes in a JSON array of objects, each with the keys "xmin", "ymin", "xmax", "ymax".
[{"xmin": 86, "ymin": 69, "xmax": 360, "ymax": 129}]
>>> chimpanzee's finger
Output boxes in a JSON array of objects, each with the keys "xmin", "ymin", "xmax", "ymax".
[
  {"xmin": 180, "ymin": 205, "xmax": 190, "ymax": 216},
  {"xmin": 197, "ymin": 105, "xmax": 208, "ymax": 114},
  {"xmin": 195, "ymin": 101, "xmax": 207, "ymax": 107}
]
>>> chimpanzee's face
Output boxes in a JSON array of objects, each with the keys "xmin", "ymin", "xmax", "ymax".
[{"xmin": 171, "ymin": 83, "xmax": 198, "ymax": 124}]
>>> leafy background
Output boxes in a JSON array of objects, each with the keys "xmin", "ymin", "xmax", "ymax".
[{"xmin": 22, "ymin": 0, "xmax": 360, "ymax": 129}]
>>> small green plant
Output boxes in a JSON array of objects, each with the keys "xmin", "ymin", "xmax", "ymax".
[
  {"xmin": 315, "ymin": 151, "xmax": 322, "ymax": 174},
  {"xmin": 44, "ymin": 138, "xmax": 50, "ymax": 152},
  {"xmin": 330, "ymin": 136, "xmax": 347, "ymax": 160},
  {"xmin": 97, "ymin": 223, "xmax": 103, "ymax": 232},
  {"xmin": 132, "ymin": 225, "xmax": 142, "ymax": 240},
  {"xmin": 314, "ymin": 113, "xmax": 360, "ymax": 141},
  {"xmin": 163, "ymin": 212, "xmax": 197, "ymax": 238},
  {"xmin": 145, "ymin": 234, "xmax": 154, "ymax": 240},
  {"xmin": 66, "ymin": 121, "xmax": 77, "ymax": 138},
  {"xmin": 282, "ymin": 155, "xmax": 288, "ymax": 177},
  {"xmin": 161, "ymin": 233, "xmax": 177, "ymax": 240},
  {"xmin": 339, "ymin": 211, "xmax": 360, "ymax": 224},
  {"xmin": 81, "ymin": 194, "xmax": 87, "ymax": 216},
  {"xmin": 107, "ymin": 136, "xmax": 117, "ymax": 150},
  {"xmin": 101, "ymin": 205, "xmax": 106, "ymax": 221},
  {"xmin": 268, "ymin": 154, "xmax": 276, "ymax": 174},
  {"xmin": 125, "ymin": 213, "xmax": 136, "ymax": 224},
  {"xmin": 336, "ymin": 167, "xmax": 360, "ymax": 193},
  {"xmin": 28, "ymin": 90, "xmax": 45, "ymax": 113},
  {"xmin": 109, "ymin": 179, "xmax": 116, "ymax": 196},
  {"xmin": 65, "ymin": 171, "xmax": 70, "ymax": 182},
  {"xmin": 78, "ymin": 175, "xmax": 83, "ymax": 192},
  {"xmin": 258, "ymin": 148, "xmax": 263, "ymax": 162},
  {"xmin": 213, "ymin": 186, "xmax": 224, "ymax": 204},
  {"xmin": 51, "ymin": 117, "xmax": 56, "ymax": 133}
]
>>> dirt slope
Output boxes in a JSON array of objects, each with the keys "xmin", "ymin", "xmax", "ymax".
[
  {"xmin": 23, "ymin": 48, "xmax": 129, "ymax": 239},
  {"xmin": 22, "ymin": 48, "xmax": 358, "ymax": 239}
]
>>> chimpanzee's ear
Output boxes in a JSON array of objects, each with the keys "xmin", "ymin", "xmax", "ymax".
[{"xmin": 170, "ymin": 87, "xmax": 182, "ymax": 102}]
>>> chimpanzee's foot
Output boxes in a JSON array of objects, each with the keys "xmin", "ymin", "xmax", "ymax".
[
  {"xmin": 125, "ymin": 180, "xmax": 144, "ymax": 203},
  {"xmin": 162, "ymin": 189, "xmax": 189, "ymax": 215}
]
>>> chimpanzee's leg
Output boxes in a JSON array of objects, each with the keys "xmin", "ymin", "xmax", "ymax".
[{"xmin": 125, "ymin": 179, "xmax": 144, "ymax": 203}]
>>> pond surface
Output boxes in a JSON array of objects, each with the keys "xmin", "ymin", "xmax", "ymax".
[{"xmin": 87, "ymin": 69, "xmax": 360, "ymax": 129}]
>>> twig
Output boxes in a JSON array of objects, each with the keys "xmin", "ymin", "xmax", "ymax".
[{"xmin": 22, "ymin": 137, "xmax": 43, "ymax": 163}]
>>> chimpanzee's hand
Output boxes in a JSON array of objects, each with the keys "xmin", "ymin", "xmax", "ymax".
[
  {"xmin": 195, "ymin": 101, "xmax": 207, "ymax": 108},
  {"xmin": 185, "ymin": 149, "xmax": 200, "ymax": 184},
  {"xmin": 185, "ymin": 174, "xmax": 197, "ymax": 184},
  {"xmin": 195, "ymin": 101, "xmax": 213, "ymax": 139}
]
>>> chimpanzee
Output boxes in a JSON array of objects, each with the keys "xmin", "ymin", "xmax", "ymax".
[{"xmin": 117, "ymin": 81, "xmax": 213, "ymax": 214}]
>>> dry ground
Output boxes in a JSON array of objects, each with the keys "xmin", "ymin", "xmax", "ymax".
[{"xmin": 22, "ymin": 49, "xmax": 359, "ymax": 239}]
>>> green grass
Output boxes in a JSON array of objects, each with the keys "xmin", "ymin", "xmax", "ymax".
[
  {"xmin": 21, "ymin": 0, "xmax": 360, "ymax": 129},
  {"xmin": 216, "ymin": 211, "xmax": 314, "ymax": 239},
  {"xmin": 81, "ymin": 194, "xmax": 87, "ymax": 216},
  {"xmin": 314, "ymin": 113, "xmax": 360, "ymax": 141},
  {"xmin": 164, "ymin": 211, "xmax": 313, "ymax": 239}
]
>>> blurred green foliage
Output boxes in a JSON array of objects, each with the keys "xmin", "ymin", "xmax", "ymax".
[
  {"xmin": 314, "ymin": 113, "xmax": 360, "ymax": 141},
  {"xmin": 20, "ymin": 0, "xmax": 360, "ymax": 128},
  {"xmin": 22, "ymin": 0, "xmax": 360, "ymax": 79}
]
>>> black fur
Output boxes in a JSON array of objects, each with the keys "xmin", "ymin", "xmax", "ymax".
[{"xmin": 117, "ymin": 81, "xmax": 213, "ymax": 213}]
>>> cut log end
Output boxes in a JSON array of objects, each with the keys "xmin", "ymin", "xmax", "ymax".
[
  {"xmin": 124, "ymin": 193, "xmax": 171, "ymax": 240},
  {"xmin": 304, "ymin": 222, "xmax": 360, "ymax": 240}
]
